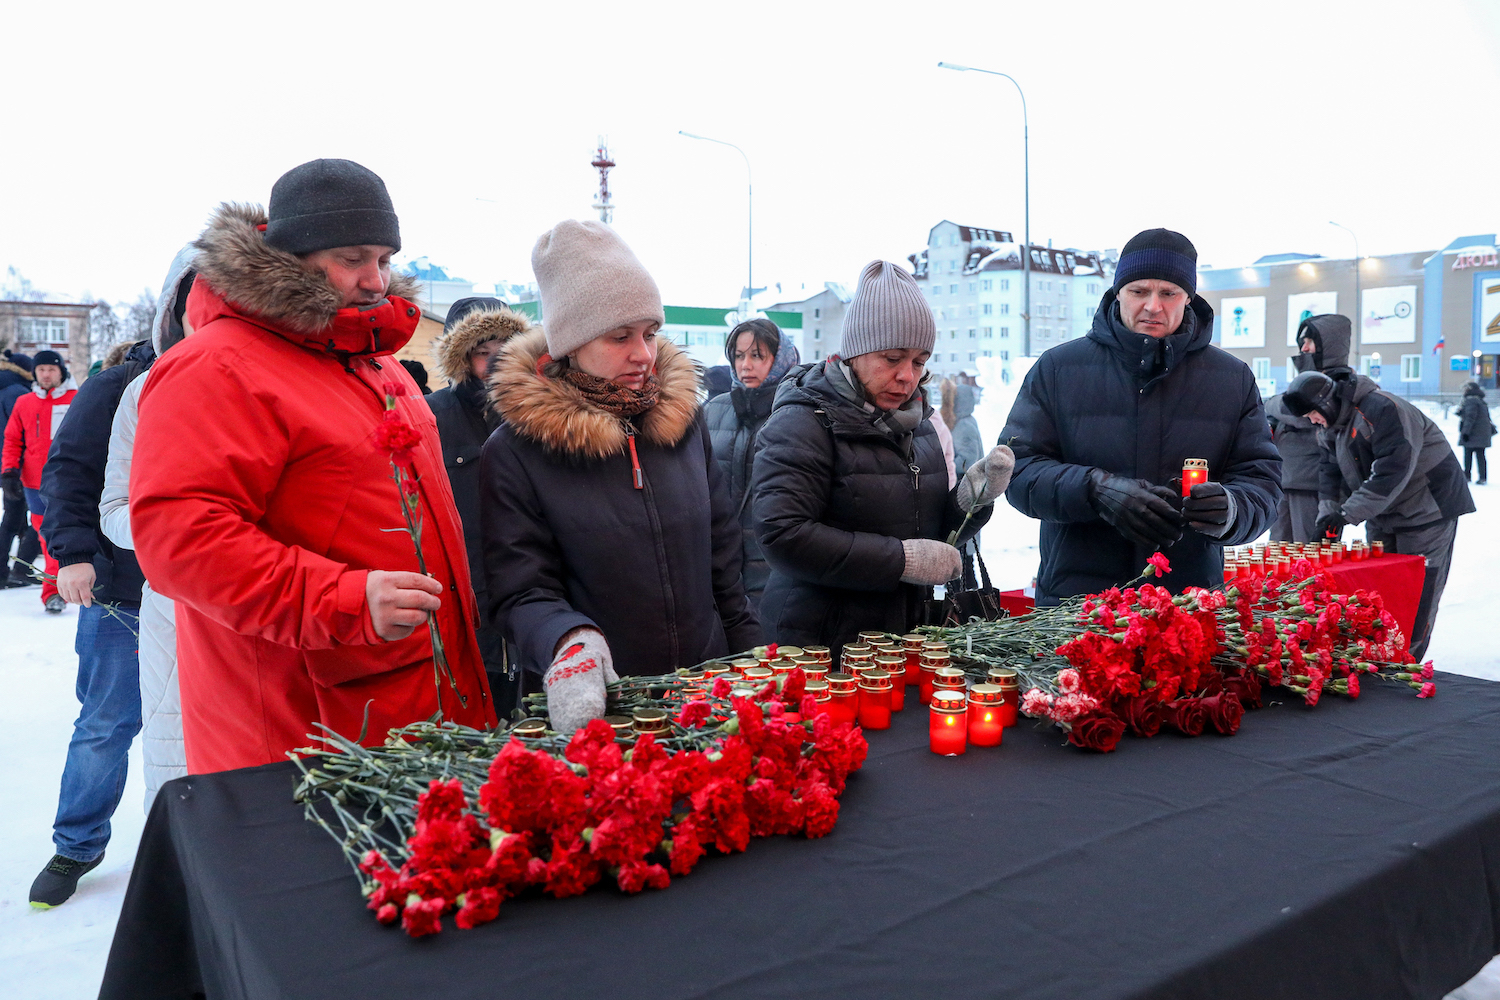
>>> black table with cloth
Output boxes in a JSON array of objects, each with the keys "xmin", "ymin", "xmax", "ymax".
[{"xmin": 101, "ymin": 673, "xmax": 1500, "ymax": 1000}]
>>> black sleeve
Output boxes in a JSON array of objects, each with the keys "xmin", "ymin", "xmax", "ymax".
[
  {"xmin": 40, "ymin": 367, "xmax": 129, "ymax": 568},
  {"xmin": 700, "ymin": 414, "xmax": 760, "ymax": 651},
  {"xmin": 751, "ymin": 404, "xmax": 907, "ymax": 591},
  {"xmin": 1001, "ymin": 358, "xmax": 1099, "ymax": 524}
]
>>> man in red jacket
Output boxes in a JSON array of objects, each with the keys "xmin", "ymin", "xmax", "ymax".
[
  {"xmin": 2, "ymin": 349, "xmax": 76, "ymax": 611},
  {"xmin": 130, "ymin": 160, "xmax": 494, "ymax": 774}
]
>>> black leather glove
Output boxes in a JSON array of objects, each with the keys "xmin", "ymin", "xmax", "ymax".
[
  {"xmin": 0, "ymin": 469, "xmax": 22, "ymax": 503},
  {"xmin": 1183, "ymin": 482, "xmax": 1235, "ymax": 538},
  {"xmin": 1315, "ymin": 511, "xmax": 1347, "ymax": 540},
  {"xmin": 1087, "ymin": 469, "xmax": 1185, "ymax": 549}
]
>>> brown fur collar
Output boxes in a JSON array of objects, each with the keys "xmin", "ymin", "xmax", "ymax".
[
  {"xmin": 0, "ymin": 360, "xmax": 32, "ymax": 382},
  {"xmin": 488, "ymin": 328, "xmax": 701, "ymax": 459},
  {"xmin": 192, "ymin": 202, "xmax": 420, "ymax": 336},
  {"xmin": 432, "ymin": 307, "xmax": 533, "ymax": 385}
]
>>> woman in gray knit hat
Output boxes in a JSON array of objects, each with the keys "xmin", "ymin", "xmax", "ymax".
[
  {"xmin": 750, "ymin": 260, "xmax": 1014, "ymax": 655},
  {"xmin": 479, "ymin": 220, "xmax": 760, "ymax": 733}
]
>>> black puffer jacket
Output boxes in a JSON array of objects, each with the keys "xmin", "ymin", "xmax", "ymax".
[
  {"xmin": 1458, "ymin": 384, "xmax": 1495, "ymax": 450},
  {"xmin": 1320, "ymin": 374, "xmax": 1475, "ymax": 530},
  {"xmin": 704, "ymin": 382, "xmax": 777, "ymax": 613},
  {"xmin": 480, "ymin": 330, "xmax": 759, "ymax": 678},
  {"xmin": 1002, "ymin": 290, "xmax": 1282, "ymax": 603},
  {"xmin": 1265, "ymin": 394, "xmax": 1322, "ymax": 491},
  {"xmin": 426, "ymin": 305, "xmax": 531, "ymax": 612},
  {"xmin": 39, "ymin": 338, "xmax": 155, "ymax": 605},
  {"xmin": 751, "ymin": 361, "xmax": 986, "ymax": 652}
]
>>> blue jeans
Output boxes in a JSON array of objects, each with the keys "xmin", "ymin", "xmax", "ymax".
[{"xmin": 53, "ymin": 602, "xmax": 142, "ymax": 861}]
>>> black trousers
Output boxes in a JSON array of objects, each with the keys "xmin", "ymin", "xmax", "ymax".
[
  {"xmin": 1464, "ymin": 448, "xmax": 1488, "ymax": 482},
  {"xmin": 1, "ymin": 492, "xmax": 40, "ymax": 576}
]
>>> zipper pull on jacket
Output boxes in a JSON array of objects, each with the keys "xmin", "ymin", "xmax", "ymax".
[{"xmin": 624, "ymin": 424, "xmax": 644, "ymax": 489}]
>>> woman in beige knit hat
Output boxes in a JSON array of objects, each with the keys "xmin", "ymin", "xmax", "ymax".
[
  {"xmin": 749, "ymin": 260, "xmax": 1014, "ymax": 657},
  {"xmin": 480, "ymin": 220, "xmax": 760, "ymax": 733}
]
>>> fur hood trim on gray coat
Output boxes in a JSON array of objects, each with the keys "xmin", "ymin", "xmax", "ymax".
[
  {"xmin": 488, "ymin": 328, "xmax": 701, "ymax": 460},
  {"xmin": 192, "ymin": 202, "xmax": 420, "ymax": 336}
]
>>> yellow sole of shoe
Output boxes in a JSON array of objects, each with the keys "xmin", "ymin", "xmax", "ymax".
[{"xmin": 29, "ymin": 901, "xmax": 58, "ymax": 910}]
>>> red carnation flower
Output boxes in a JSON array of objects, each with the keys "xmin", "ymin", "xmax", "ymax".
[
  {"xmin": 401, "ymin": 895, "xmax": 446, "ymax": 937},
  {"xmin": 382, "ymin": 381, "xmax": 408, "ymax": 398},
  {"xmin": 676, "ymin": 701, "xmax": 712, "ymax": 728},
  {"xmin": 454, "ymin": 886, "xmax": 503, "ymax": 930},
  {"xmin": 1147, "ymin": 552, "xmax": 1171, "ymax": 577}
]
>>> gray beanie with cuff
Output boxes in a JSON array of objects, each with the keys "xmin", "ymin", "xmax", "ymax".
[
  {"xmin": 532, "ymin": 220, "xmax": 665, "ymax": 360},
  {"xmin": 838, "ymin": 260, "xmax": 936, "ymax": 358}
]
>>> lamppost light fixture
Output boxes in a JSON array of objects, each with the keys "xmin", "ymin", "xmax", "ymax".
[{"xmin": 937, "ymin": 61, "xmax": 971, "ymax": 71}]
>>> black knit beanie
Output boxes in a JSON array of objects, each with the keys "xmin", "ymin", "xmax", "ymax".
[
  {"xmin": 443, "ymin": 296, "xmax": 508, "ymax": 336},
  {"xmin": 1113, "ymin": 229, "xmax": 1198, "ymax": 296},
  {"xmin": 264, "ymin": 159, "xmax": 401, "ymax": 255},
  {"xmin": 32, "ymin": 349, "xmax": 69, "ymax": 381}
]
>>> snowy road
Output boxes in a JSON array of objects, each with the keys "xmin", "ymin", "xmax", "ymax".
[{"xmin": 0, "ymin": 391, "xmax": 1496, "ymax": 997}]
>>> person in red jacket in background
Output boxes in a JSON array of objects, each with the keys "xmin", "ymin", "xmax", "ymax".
[
  {"xmin": 130, "ymin": 160, "xmax": 494, "ymax": 774},
  {"xmin": 2, "ymin": 349, "xmax": 77, "ymax": 612}
]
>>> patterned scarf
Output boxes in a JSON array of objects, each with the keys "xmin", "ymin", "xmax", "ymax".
[{"xmin": 560, "ymin": 366, "xmax": 661, "ymax": 417}]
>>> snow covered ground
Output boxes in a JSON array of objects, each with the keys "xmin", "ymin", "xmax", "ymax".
[{"xmin": 0, "ymin": 381, "xmax": 1496, "ymax": 998}]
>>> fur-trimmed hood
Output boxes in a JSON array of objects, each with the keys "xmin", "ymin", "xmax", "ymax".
[
  {"xmin": 432, "ymin": 306, "xmax": 533, "ymax": 385},
  {"xmin": 0, "ymin": 360, "xmax": 32, "ymax": 383},
  {"xmin": 192, "ymin": 202, "xmax": 420, "ymax": 338},
  {"xmin": 488, "ymin": 328, "xmax": 701, "ymax": 459}
]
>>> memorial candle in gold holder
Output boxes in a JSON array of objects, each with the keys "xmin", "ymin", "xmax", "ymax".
[
  {"xmin": 605, "ymin": 716, "xmax": 634, "ymax": 738},
  {"xmin": 512, "ymin": 718, "xmax": 548, "ymax": 738},
  {"xmin": 1371, "ymin": 540, "xmax": 1384, "ymax": 558},
  {"xmin": 826, "ymin": 673, "xmax": 859, "ymax": 725},
  {"xmin": 778, "ymin": 646, "xmax": 805, "ymax": 660},
  {"xmin": 631, "ymin": 708, "xmax": 670, "ymax": 735},
  {"xmin": 1181, "ymin": 458, "xmax": 1209, "ymax": 497},
  {"xmin": 857, "ymin": 630, "xmax": 885, "ymax": 644},
  {"xmin": 703, "ymin": 663, "xmax": 732, "ymax": 678},
  {"xmin": 918, "ymin": 651, "xmax": 947, "ymax": 705},
  {"xmin": 804, "ymin": 645, "xmax": 832, "ymax": 664},
  {"xmin": 966, "ymin": 684, "xmax": 1005, "ymax": 747},
  {"xmin": 856, "ymin": 669, "xmax": 893, "ymax": 730},
  {"xmin": 929, "ymin": 691, "xmax": 968, "ymax": 755},
  {"xmin": 730, "ymin": 658, "xmax": 759, "ymax": 677},
  {"xmin": 932, "ymin": 666, "xmax": 967, "ymax": 696},
  {"xmin": 803, "ymin": 679, "xmax": 830, "ymax": 716},
  {"xmin": 901, "ymin": 633, "xmax": 926, "ymax": 684},
  {"xmin": 987, "ymin": 668, "xmax": 1020, "ymax": 726}
]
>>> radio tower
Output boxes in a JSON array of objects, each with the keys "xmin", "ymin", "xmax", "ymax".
[{"xmin": 591, "ymin": 138, "xmax": 615, "ymax": 224}]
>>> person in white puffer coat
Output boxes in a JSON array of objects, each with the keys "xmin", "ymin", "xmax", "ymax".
[{"xmin": 99, "ymin": 247, "xmax": 197, "ymax": 809}]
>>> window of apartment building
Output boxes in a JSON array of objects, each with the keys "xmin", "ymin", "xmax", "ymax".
[
  {"xmin": 1000, "ymin": 350, "xmax": 1010, "ymax": 361},
  {"xmin": 999, "ymin": 303, "xmax": 1010, "ymax": 315},
  {"xmin": 950, "ymin": 352, "xmax": 958, "ymax": 362},
  {"xmin": 949, "ymin": 284, "xmax": 958, "ymax": 293},
  {"xmin": 982, "ymin": 327, "xmax": 992, "ymax": 338},
  {"xmin": 968, "ymin": 352, "xmax": 976, "ymax": 362},
  {"xmin": 1000, "ymin": 326, "xmax": 1009, "ymax": 338},
  {"xmin": 967, "ymin": 328, "xmax": 976, "ymax": 338},
  {"xmin": 967, "ymin": 305, "xmax": 975, "ymax": 316},
  {"xmin": 1059, "ymin": 305, "xmax": 1067, "ymax": 318},
  {"xmin": 1285, "ymin": 357, "xmax": 1298, "ymax": 384},
  {"xmin": 813, "ymin": 308, "xmax": 821, "ymax": 319},
  {"xmin": 1252, "ymin": 358, "xmax": 1271, "ymax": 381},
  {"xmin": 982, "ymin": 303, "xmax": 992, "ymax": 315},
  {"xmin": 932, "ymin": 285, "xmax": 941, "ymax": 295},
  {"xmin": 813, "ymin": 329, "xmax": 821, "ymax": 340},
  {"xmin": 18, "ymin": 317, "xmax": 68, "ymax": 342},
  {"xmin": 1038, "ymin": 304, "xmax": 1051, "ymax": 317},
  {"xmin": 1401, "ymin": 355, "xmax": 1422, "ymax": 382},
  {"xmin": 814, "ymin": 349, "xmax": 822, "ymax": 360},
  {"xmin": 982, "ymin": 279, "xmax": 993, "ymax": 291},
  {"xmin": 1359, "ymin": 355, "xmax": 1376, "ymax": 376},
  {"xmin": 968, "ymin": 282, "xmax": 976, "ymax": 293},
  {"xmin": 1000, "ymin": 279, "xmax": 1010, "ymax": 291},
  {"xmin": 950, "ymin": 329, "xmax": 958, "ymax": 340},
  {"xmin": 949, "ymin": 260, "xmax": 957, "ymax": 271}
]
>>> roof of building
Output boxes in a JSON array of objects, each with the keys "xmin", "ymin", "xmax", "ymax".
[
  {"xmin": 398, "ymin": 257, "xmax": 467, "ymax": 283},
  {"xmin": 928, "ymin": 220, "xmax": 1014, "ymax": 244},
  {"xmin": 1251, "ymin": 252, "xmax": 1323, "ymax": 264}
]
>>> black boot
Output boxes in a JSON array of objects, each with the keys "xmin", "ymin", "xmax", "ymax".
[{"xmin": 29, "ymin": 853, "xmax": 104, "ymax": 908}]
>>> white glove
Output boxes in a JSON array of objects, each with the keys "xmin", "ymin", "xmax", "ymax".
[
  {"xmin": 900, "ymin": 538, "xmax": 962, "ymax": 586},
  {"xmin": 958, "ymin": 444, "xmax": 1016, "ymax": 513},
  {"xmin": 543, "ymin": 629, "xmax": 619, "ymax": 734}
]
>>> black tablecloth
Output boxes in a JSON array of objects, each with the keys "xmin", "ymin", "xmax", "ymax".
[{"xmin": 100, "ymin": 673, "xmax": 1500, "ymax": 1000}]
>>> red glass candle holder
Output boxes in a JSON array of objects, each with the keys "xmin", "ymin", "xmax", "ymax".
[
  {"xmin": 803, "ymin": 680, "xmax": 830, "ymax": 717},
  {"xmin": 1371, "ymin": 540, "xmax": 1385, "ymax": 558},
  {"xmin": 857, "ymin": 670, "xmax": 893, "ymax": 730},
  {"xmin": 932, "ymin": 666, "xmax": 967, "ymax": 696},
  {"xmin": 901, "ymin": 633, "xmax": 925, "ymax": 683},
  {"xmin": 857, "ymin": 630, "xmax": 885, "ymax": 645},
  {"xmin": 826, "ymin": 673, "xmax": 859, "ymax": 726},
  {"xmin": 803, "ymin": 645, "xmax": 832, "ymax": 664},
  {"xmin": 967, "ymin": 684, "xmax": 1005, "ymax": 747},
  {"xmin": 919, "ymin": 651, "xmax": 948, "ymax": 705},
  {"xmin": 987, "ymin": 668, "xmax": 1020, "ymax": 726},
  {"xmin": 1182, "ymin": 458, "xmax": 1209, "ymax": 497},
  {"xmin": 875, "ymin": 654, "xmax": 906, "ymax": 712},
  {"xmin": 929, "ymin": 691, "xmax": 968, "ymax": 755}
]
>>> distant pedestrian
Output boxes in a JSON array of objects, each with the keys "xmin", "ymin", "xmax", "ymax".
[
  {"xmin": 705, "ymin": 317, "xmax": 800, "ymax": 619},
  {"xmin": 944, "ymin": 378, "xmax": 985, "ymax": 585},
  {"xmin": 0, "ymin": 350, "xmax": 41, "ymax": 588},
  {"xmin": 426, "ymin": 296, "xmax": 532, "ymax": 715},
  {"xmin": 1458, "ymin": 380, "xmax": 1494, "ymax": 485},
  {"xmin": 2, "ymin": 349, "xmax": 77, "ymax": 612},
  {"xmin": 751, "ymin": 260, "xmax": 1008, "ymax": 655}
]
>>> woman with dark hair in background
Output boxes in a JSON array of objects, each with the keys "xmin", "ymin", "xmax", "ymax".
[{"xmin": 704, "ymin": 318, "xmax": 801, "ymax": 619}]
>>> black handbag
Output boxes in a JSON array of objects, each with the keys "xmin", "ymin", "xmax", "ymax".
[{"xmin": 919, "ymin": 543, "xmax": 1005, "ymax": 626}]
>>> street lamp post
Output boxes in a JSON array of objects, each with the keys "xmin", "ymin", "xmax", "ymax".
[
  {"xmin": 680, "ymin": 131, "xmax": 753, "ymax": 309},
  {"xmin": 1329, "ymin": 221, "xmax": 1361, "ymax": 342},
  {"xmin": 939, "ymin": 62, "xmax": 1030, "ymax": 357}
]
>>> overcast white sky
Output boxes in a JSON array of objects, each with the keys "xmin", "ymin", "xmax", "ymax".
[{"xmin": 4, "ymin": 0, "xmax": 1499, "ymax": 308}]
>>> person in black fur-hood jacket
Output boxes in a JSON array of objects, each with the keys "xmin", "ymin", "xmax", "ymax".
[
  {"xmin": 426, "ymin": 296, "xmax": 532, "ymax": 713},
  {"xmin": 1001, "ymin": 229, "xmax": 1282, "ymax": 604}
]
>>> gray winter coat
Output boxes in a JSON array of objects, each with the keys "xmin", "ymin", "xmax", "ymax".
[
  {"xmin": 1458, "ymin": 385, "xmax": 1495, "ymax": 449},
  {"xmin": 1320, "ymin": 374, "xmax": 1475, "ymax": 531},
  {"xmin": 949, "ymin": 382, "xmax": 984, "ymax": 475},
  {"xmin": 1265, "ymin": 394, "xmax": 1322, "ymax": 491}
]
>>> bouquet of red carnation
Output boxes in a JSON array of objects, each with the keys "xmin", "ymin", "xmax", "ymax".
[{"xmin": 294, "ymin": 664, "xmax": 866, "ymax": 936}]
